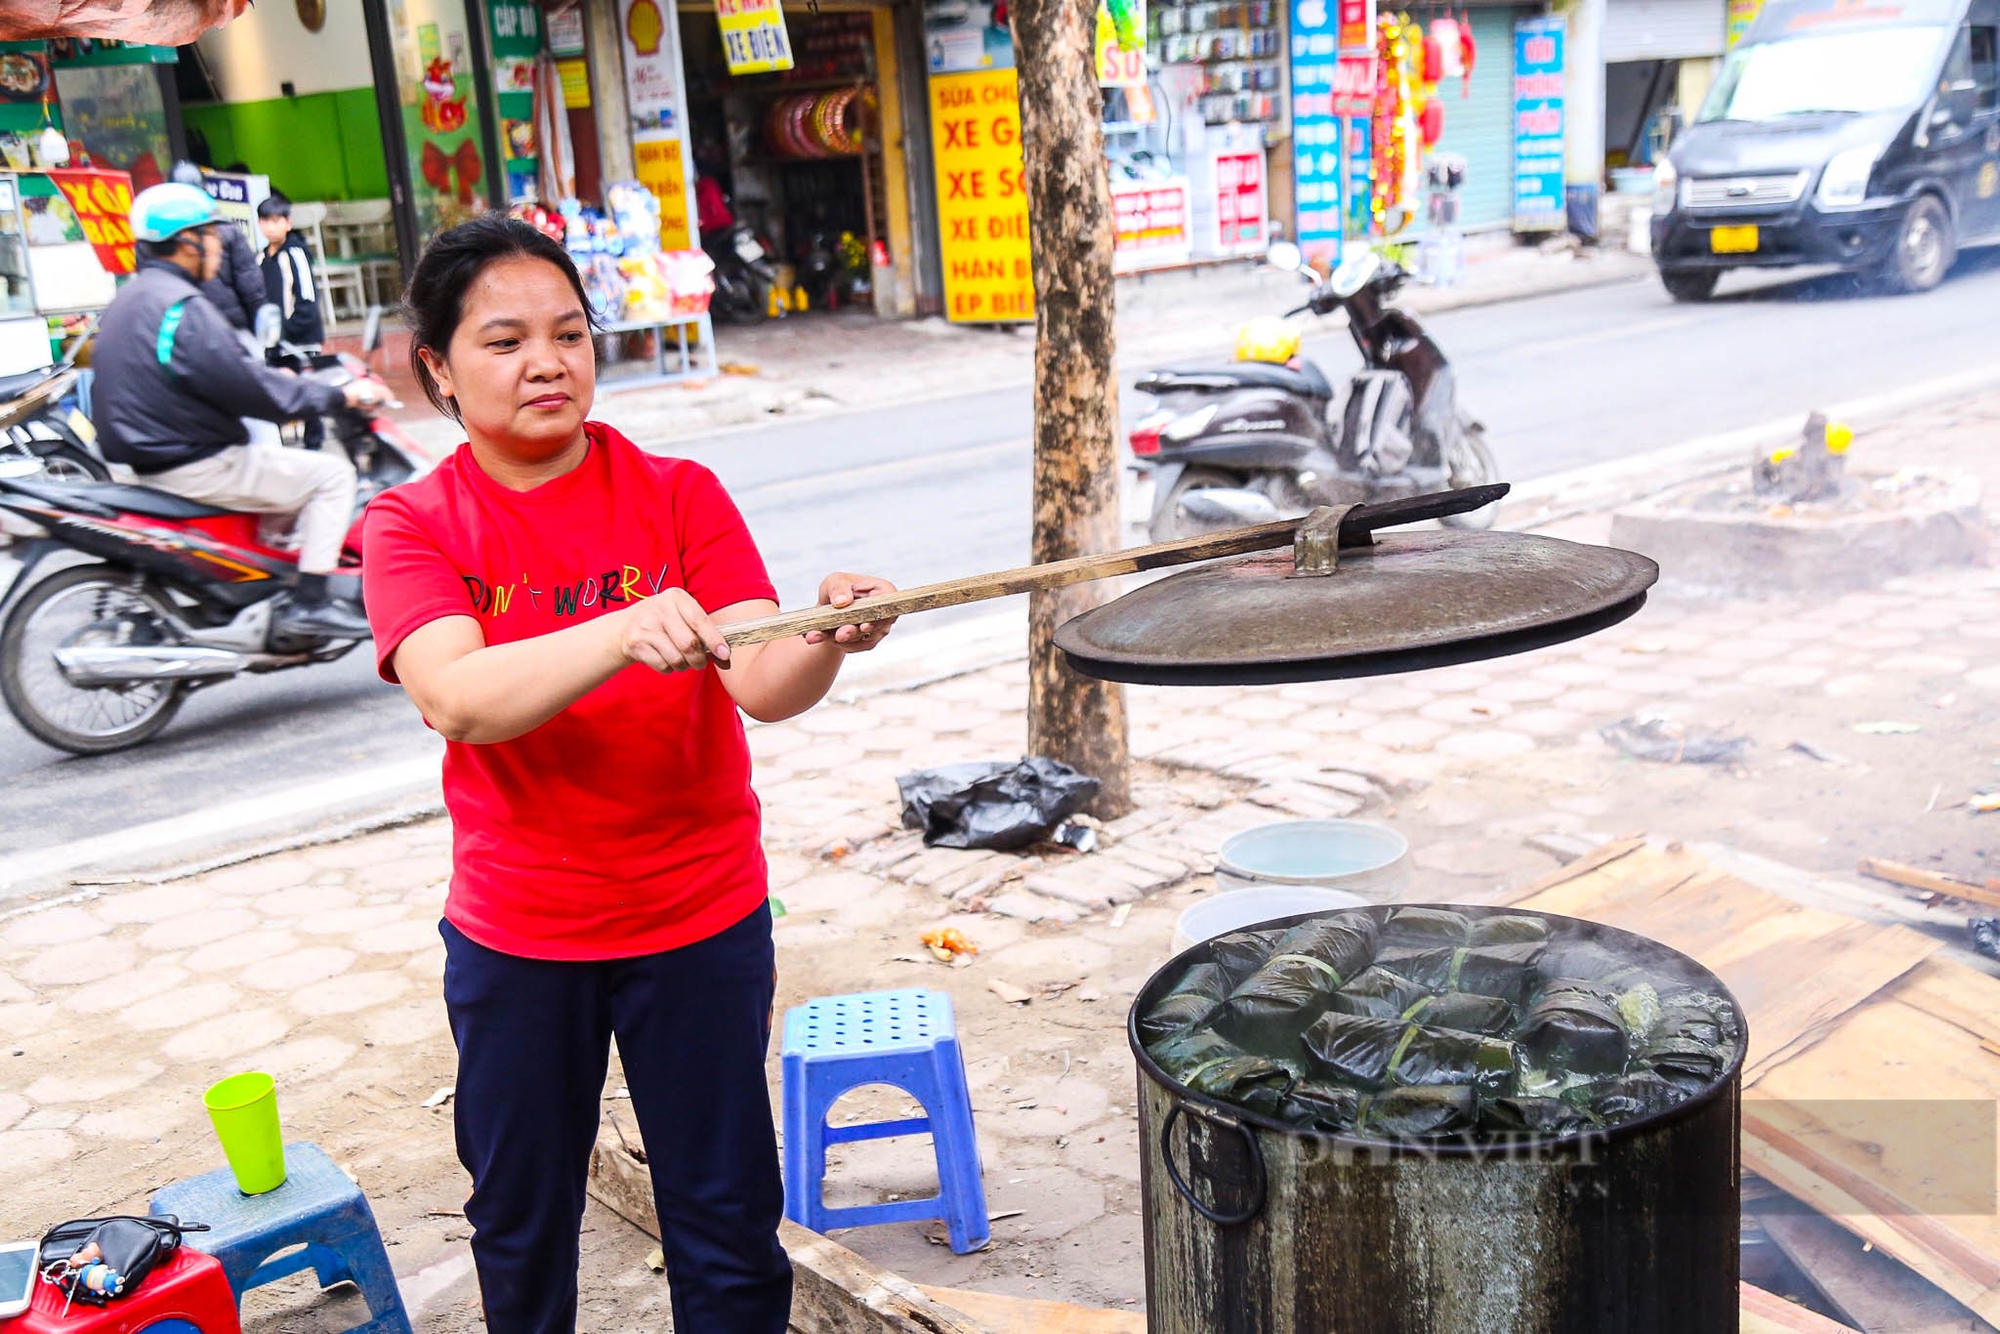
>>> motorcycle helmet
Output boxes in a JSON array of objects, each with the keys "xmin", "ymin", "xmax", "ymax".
[
  {"xmin": 1234, "ymin": 316, "xmax": 1300, "ymax": 366},
  {"xmin": 131, "ymin": 183, "xmax": 227, "ymax": 243},
  {"xmin": 169, "ymin": 159, "xmax": 206, "ymax": 188}
]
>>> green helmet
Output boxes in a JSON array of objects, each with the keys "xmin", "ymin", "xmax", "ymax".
[{"xmin": 131, "ymin": 182, "xmax": 226, "ymax": 244}]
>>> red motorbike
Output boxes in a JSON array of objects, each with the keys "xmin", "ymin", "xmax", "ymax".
[{"xmin": 0, "ymin": 347, "xmax": 429, "ymax": 755}]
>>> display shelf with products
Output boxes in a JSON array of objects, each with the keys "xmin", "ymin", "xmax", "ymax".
[
  {"xmin": 1148, "ymin": 0, "xmax": 1283, "ymax": 126},
  {"xmin": 685, "ymin": 8, "xmax": 886, "ymax": 313}
]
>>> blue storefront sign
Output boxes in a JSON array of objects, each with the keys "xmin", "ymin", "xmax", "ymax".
[
  {"xmin": 1513, "ymin": 15, "xmax": 1566, "ymax": 231},
  {"xmin": 1290, "ymin": 0, "xmax": 1344, "ymax": 266}
]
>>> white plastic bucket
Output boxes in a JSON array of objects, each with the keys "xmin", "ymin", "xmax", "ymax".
[
  {"xmin": 1214, "ymin": 819, "xmax": 1411, "ymax": 902},
  {"xmin": 1171, "ymin": 885, "xmax": 1369, "ymax": 955}
]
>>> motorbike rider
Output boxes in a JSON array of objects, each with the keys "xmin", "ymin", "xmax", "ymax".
[
  {"xmin": 169, "ymin": 161, "xmax": 266, "ymax": 335},
  {"xmin": 92, "ymin": 182, "xmax": 377, "ymax": 640}
]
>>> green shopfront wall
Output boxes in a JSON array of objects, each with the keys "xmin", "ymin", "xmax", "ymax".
[{"xmin": 181, "ymin": 87, "xmax": 389, "ymax": 203}]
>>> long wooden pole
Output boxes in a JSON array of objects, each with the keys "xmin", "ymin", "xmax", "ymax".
[
  {"xmin": 721, "ymin": 484, "xmax": 1509, "ymax": 647},
  {"xmin": 722, "ymin": 516, "xmax": 1301, "ymax": 647}
]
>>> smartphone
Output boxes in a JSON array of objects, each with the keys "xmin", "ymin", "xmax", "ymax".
[{"xmin": 0, "ymin": 1239, "xmax": 36, "ymax": 1317}]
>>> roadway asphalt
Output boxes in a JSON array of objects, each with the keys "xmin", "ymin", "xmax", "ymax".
[{"xmin": 8, "ymin": 251, "xmax": 2000, "ymax": 854}]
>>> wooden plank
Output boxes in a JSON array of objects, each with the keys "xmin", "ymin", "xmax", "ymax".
[
  {"xmin": 1891, "ymin": 959, "xmax": 2000, "ymax": 1047},
  {"xmin": 1743, "ymin": 991, "xmax": 2000, "ymax": 1325},
  {"xmin": 921, "ymin": 1288, "xmax": 1145, "ymax": 1333},
  {"xmin": 1858, "ymin": 858, "xmax": 2000, "ymax": 914},
  {"xmin": 1741, "ymin": 1282, "xmax": 1864, "ymax": 1333},
  {"xmin": 1495, "ymin": 836, "xmax": 1653, "ymax": 906},
  {"xmin": 1511, "ymin": 850, "xmax": 1940, "ymax": 1080},
  {"xmin": 1758, "ymin": 1205, "xmax": 1995, "ymax": 1333},
  {"xmin": 586, "ymin": 1123, "xmax": 989, "ymax": 1334}
]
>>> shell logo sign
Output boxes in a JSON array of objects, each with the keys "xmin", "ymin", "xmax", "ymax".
[{"xmin": 627, "ymin": 0, "xmax": 665, "ymax": 55}]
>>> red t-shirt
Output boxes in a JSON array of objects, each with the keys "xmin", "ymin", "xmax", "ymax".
[{"xmin": 362, "ymin": 422, "xmax": 778, "ymax": 962}]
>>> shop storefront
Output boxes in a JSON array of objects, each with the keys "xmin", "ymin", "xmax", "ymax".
[
  {"xmin": 1, "ymin": 38, "xmax": 182, "ymax": 186},
  {"xmin": 1600, "ymin": 0, "xmax": 1725, "ymax": 174},
  {"xmin": 0, "ymin": 166, "xmax": 134, "ymax": 373},
  {"xmin": 1290, "ymin": 0, "xmax": 1537, "ymax": 261},
  {"xmin": 673, "ymin": 1, "xmax": 922, "ymax": 316},
  {"xmin": 924, "ymin": 0, "xmax": 1274, "ymax": 323}
]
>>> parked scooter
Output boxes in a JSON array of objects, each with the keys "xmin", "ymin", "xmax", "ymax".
[
  {"xmin": 1130, "ymin": 240, "xmax": 1499, "ymax": 542},
  {"xmin": 0, "ymin": 317, "xmax": 109, "ymax": 483},
  {"xmin": 703, "ymin": 221, "xmax": 784, "ymax": 324},
  {"xmin": 0, "ymin": 323, "xmax": 427, "ymax": 755}
]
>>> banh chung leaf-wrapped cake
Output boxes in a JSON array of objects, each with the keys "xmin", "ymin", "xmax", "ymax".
[
  {"xmin": 1139, "ymin": 907, "xmax": 1743, "ymax": 1143},
  {"xmin": 1135, "ymin": 961, "xmax": 1230, "ymax": 1046},
  {"xmin": 1209, "ymin": 914, "xmax": 1380, "ymax": 1050},
  {"xmin": 1301, "ymin": 1012, "xmax": 1520, "ymax": 1099}
]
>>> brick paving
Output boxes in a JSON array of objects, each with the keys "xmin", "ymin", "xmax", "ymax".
[{"xmin": 3, "ymin": 390, "xmax": 1999, "ymax": 1325}]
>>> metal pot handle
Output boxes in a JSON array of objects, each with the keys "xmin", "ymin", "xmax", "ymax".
[{"xmin": 1161, "ymin": 1102, "xmax": 1267, "ymax": 1227}]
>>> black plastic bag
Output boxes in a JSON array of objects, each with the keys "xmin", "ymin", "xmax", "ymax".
[
  {"xmin": 1302, "ymin": 1012, "xmax": 1519, "ymax": 1098},
  {"xmin": 1138, "ymin": 962, "xmax": 1230, "ymax": 1046},
  {"xmin": 896, "ymin": 757, "xmax": 1100, "ymax": 850},
  {"xmin": 1518, "ymin": 981, "xmax": 1631, "ymax": 1075}
]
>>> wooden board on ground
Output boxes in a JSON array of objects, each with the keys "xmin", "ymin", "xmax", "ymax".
[
  {"xmin": 922, "ymin": 1287, "xmax": 1145, "ymax": 1333},
  {"xmin": 1741, "ymin": 1282, "xmax": 1863, "ymax": 1333},
  {"xmin": 587, "ymin": 1122, "xmax": 987, "ymax": 1334},
  {"xmin": 1743, "ymin": 962, "xmax": 2000, "ymax": 1325},
  {"xmin": 1503, "ymin": 840, "xmax": 1940, "ymax": 1079},
  {"xmin": 1757, "ymin": 1204, "xmax": 1992, "ymax": 1332}
]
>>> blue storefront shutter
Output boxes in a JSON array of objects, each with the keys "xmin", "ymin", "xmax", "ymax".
[{"xmin": 1412, "ymin": 5, "xmax": 1525, "ymax": 230}]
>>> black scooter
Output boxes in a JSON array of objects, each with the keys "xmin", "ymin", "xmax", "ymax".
[
  {"xmin": 1130, "ymin": 242, "xmax": 1499, "ymax": 542},
  {"xmin": 702, "ymin": 222, "xmax": 783, "ymax": 324}
]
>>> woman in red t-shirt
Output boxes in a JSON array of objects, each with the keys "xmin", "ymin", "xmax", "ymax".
[{"xmin": 363, "ymin": 215, "xmax": 895, "ymax": 1333}]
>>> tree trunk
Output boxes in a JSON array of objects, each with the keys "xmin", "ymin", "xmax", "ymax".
[{"xmin": 1011, "ymin": 0, "xmax": 1134, "ymax": 819}]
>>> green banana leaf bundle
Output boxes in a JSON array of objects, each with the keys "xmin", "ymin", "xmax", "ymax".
[{"xmin": 1301, "ymin": 1012, "xmax": 1520, "ymax": 1099}]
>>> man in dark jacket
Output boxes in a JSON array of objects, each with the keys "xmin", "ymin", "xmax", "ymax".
[
  {"xmin": 94, "ymin": 182, "xmax": 376, "ymax": 640},
  {"xmin": 171, "ymin": 161, "xmax": 265, "ymax": 333}
]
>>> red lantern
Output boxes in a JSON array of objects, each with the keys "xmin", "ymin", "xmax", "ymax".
[
  {"xmin": 1420, "ymin": 98, "xmax": 1444, "ymax": 147},
  {"xmin": 1459, "ymin": 9, "xmax": 1477, "ymax": 94},
  {"xmin": 1420, "ymin": 34, "xmax": 1441, "ymax": 83}
]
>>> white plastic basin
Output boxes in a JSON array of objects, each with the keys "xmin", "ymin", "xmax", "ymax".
[
  {"xmin": 1171, "ymin": 885, "xmax": 1369, "ymax": 955},
  {"xmin": 1215, "ymin": 819, "xmax": 1411, "ymax": 901}
]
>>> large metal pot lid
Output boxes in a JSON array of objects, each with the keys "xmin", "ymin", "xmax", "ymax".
[{"xmin": 1054, "ymin": 529, "xmax": 1659, "ymax": 686}]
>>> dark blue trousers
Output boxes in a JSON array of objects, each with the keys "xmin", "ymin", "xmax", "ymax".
[{"xmin": 441, "ymin": 904, "xmax": 791, "ymax": 1333}]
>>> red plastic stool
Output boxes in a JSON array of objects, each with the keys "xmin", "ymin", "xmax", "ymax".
[{"xmin": 3, "ymin": 1246, "xmax": 241, "ymax": 1334}]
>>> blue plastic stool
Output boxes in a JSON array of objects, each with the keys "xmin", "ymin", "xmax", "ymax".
[
  {"xmin": 781, "ymin": 988, "xmax": 990, "ymax": 1253},
  {"xmin": 150, "ymin": 1141, "xmax": 412, "ymax": 1333}
]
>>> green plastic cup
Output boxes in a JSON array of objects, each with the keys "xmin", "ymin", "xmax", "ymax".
[{"xmin": 204, "ymin": 1071, "xmax": 287, "ymax": 1195}]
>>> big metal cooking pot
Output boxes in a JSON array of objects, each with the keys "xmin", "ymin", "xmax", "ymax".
[{"xmin": 1129, "ymin": 905, "xmax": 1745, "ymax": 1334}]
